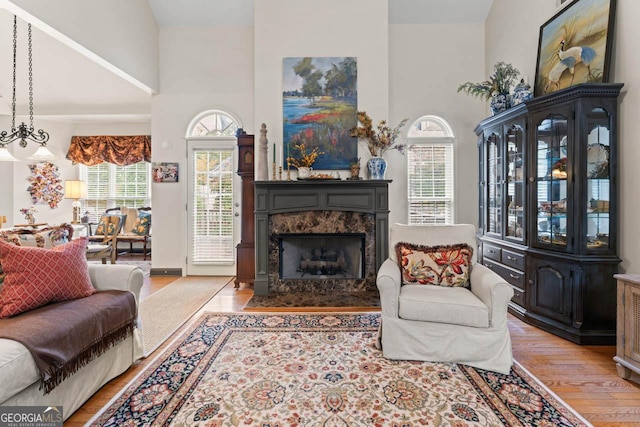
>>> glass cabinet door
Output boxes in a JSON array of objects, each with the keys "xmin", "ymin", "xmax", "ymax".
[
  {"xmin": 486, "ymin": 132, "xmax": 502, "ymax": 237},
  {"xmin": 533, "ymin": 114, "xmax": 569, "ymax": 249},
  {"xmin": 585, "ymin": 108, "xmax": 611, "ymax": 251},
  {"xmin": 505, "ymin": 124, "xmax": 524, "ymax": 242}
]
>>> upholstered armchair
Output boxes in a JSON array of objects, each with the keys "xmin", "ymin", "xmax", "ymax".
[{"xmin": 376, "ymin": 223, "xmax": 514, "ymax": 374}]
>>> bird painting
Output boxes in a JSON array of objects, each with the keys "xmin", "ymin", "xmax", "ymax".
[{"xmin": 534, "ymin": 0, "xmax": 613, "ymax": 96}]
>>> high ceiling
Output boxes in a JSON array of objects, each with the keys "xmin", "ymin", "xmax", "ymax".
[{"xmin": 0, "ymin": 0, "xmax": 493, "ymax": 123}]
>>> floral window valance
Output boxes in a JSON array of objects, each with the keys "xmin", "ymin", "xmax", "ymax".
[{"xmin": 66, "ymin": 135, "xmax": 151, "ymax": 166}]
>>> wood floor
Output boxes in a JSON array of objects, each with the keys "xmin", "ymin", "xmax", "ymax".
[{"xmin": 67, "ymin": 274, "xmax": 640, "ymax": 426}]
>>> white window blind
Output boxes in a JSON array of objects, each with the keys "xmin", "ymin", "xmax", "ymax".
[
  {"xmin": 408, "ymin": 144, "xmax": 454, "ymax": 224},
  {"xmin": 192, "ymin": 149, "xmax": 234, "ymax": 263},
  {"xmin": 81, "ymin": 162, "xmax": 151, "ymax": 223},
  {"xmin": 406, "ymin": 115, "xmax": 455, "ymax": 225}
]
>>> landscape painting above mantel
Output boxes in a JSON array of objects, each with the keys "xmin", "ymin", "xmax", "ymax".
[{"xmin": 283, "ymin": 57, "xmax": 357, "ymax": 170}]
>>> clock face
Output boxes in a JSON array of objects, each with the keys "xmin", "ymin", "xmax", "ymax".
[{"xmin": 586, "ymin": 143, "xmax": 609, "ymax": 179}]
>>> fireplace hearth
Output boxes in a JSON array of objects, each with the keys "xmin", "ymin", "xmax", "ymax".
[{"xmin": 254, "ymin": 180, "xmax": 390, "ymax": 295}]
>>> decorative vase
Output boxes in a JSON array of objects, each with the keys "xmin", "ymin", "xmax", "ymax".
[
  {"xmin": 26, "ymin": 214, "xmax": 35, "ymax": 224},
  {"xmin": 511, "ymin": 79, "xmax": 533, "ymax": 106},
  {"xmin": 367, "ymin": 157, "xmax": 387, "ymax": 180},
  {"xmin": 490, "ymin": 92, "xmax": 510, "ymax": 115},
  {"xmin": 297, "ymin": 167, "xmax": 312, "ymax": 179}
]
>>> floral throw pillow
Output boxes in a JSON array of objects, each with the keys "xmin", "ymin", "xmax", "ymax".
[
  {"xmin": 131, "ymin": 211, "xmax": 151, "ymax": 236},
  {"xmin": 395, "ymin": 242, "xmax": 473, "ymax": 288},
  {"xmin": 94, "ymin": 214, "xmax": 124, "ymax": 236}
]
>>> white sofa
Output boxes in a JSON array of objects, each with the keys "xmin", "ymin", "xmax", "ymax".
[
  {"xmin": 377, "ymin": 223, "xmax": 514, "ymax": 374},
  {"xmin": 0, "ymin": 264, "xmax": 144, "ymax": 420}
]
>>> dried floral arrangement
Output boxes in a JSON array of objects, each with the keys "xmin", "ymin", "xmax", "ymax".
[
  {"xmin": 287, "ymin": 143, "xmax": 325, "ymax": 168},
  {"xmin": 350, "ymin": 111, "xmax": 408, "ymax": 157}
]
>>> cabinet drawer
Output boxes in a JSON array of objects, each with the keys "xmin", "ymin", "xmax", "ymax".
[
  {"xmin": 502, "ymin": 249, "xmax": 525, "ymax": 270},
  {"xmin": 511, "ymin": 285, "xmax": 526, "ymax": 307},
  {"xmin": 483, "ymin": 259, "xmax": 525, "ymax": 289},
  {"xmin": 483, "ymin": 244, "xmax": 501, "ymax": 262}
]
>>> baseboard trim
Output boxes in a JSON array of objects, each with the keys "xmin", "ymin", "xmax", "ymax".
[{"xmin": 150, "ymin": 268, "xmax": 182, "ymax": 276}]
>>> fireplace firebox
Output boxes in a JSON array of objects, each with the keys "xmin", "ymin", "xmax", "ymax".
[{"xmin": 278, "ymin": 233, "xmax": 365, "ymax": 279}]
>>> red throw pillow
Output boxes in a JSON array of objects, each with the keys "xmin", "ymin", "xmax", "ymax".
[
  {"xmin": 395, "ymin": 242, "xmax": 473, "ymax": 287},
  {"xmin": 0, "ymin": 237, "xmax": 95, "ymax": 318}
]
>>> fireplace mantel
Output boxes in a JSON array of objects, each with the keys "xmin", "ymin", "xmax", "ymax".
[{"xmin": 254, "ymin": 180, "xmax": 391, "ymax": 295}]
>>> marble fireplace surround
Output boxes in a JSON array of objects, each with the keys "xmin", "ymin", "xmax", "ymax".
[{"xmin": 254, "ymin": 180, "xmax": 390, "ymax": 295}]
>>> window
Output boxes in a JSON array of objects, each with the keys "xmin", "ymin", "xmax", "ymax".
[
  {"xmin": 80, "ymin": 162, "xmax": 151, "ymax": 223},
  {"xmin": 407, "ymin": 116, "xmax": 455, "ymax": 225}
]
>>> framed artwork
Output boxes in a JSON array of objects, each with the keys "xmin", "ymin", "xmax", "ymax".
[
  {"xmin": 283, "ymin": 57, "xmax": 357, "ymax": 170},
  {"xmin": 534, "ymin": 0, "xmax": 616, "ymax": 97},
  {"xmin": 152, "ymin": 162, "xmax": 179, "ymax": 182}
]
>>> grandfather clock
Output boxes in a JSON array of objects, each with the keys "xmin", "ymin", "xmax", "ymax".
[{"xmin": 235, "ymin": 129, "xmax": 255, "ymax": 287}]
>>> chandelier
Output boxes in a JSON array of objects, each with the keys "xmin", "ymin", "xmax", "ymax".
[{"xmin": 0, "ymin": 16, "xmax": 54, "ymax": 162}]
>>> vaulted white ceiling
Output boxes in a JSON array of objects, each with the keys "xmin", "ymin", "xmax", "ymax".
[{"xmin": 0, "ymin": 0, "xmax": 493, "ymax": 122}]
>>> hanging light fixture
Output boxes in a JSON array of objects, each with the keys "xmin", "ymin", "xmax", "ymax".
[{"xmin": 0, "ymin": 16, "xmax": 53, "ymax": 162}]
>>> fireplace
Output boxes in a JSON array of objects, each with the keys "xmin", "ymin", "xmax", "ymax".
[{"xmin": 254, "ymin": 180, "xmax": 390, "ymax": 295}]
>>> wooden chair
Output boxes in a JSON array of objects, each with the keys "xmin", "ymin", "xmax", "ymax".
[{"xmin": 86, "ymin": 215, "xmax": 122, "ymax": 264}]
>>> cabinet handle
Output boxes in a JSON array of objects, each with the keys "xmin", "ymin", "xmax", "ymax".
[
  {"xmin": 506, "ymin": 255, "xmax": 516, "ymax": 260},
  {"xmin": 509, "ymin": 273, "xmax": 520, "ymax": 280},
  {"xmin": 529, "ymin": 177, "xmax": 535, "ymax": 183},
  {"xmin": 488, "ymin": 249, "xmax": 496, "ymax": 254}
]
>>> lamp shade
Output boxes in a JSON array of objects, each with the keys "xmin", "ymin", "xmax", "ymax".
[
  {"xmin": 64, "ymin": 180, "xmax": 87, "ymax": 199},
  {"xmin": 0, "ymin": 147, "xmax": 18, "ymax": 162}
]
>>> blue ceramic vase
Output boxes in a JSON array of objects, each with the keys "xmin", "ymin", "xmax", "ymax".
[{"xmin": 367, "ymin": 157, "xmax": 387, "ymax": 180}]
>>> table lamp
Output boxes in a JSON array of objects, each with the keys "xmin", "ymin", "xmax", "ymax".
[{"xmin": 64, "ymin": 180, "xmax": 87, "ymax": 224}]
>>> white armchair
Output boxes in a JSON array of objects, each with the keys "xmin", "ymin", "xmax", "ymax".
[{"xmin": 377, "ymin": 223, "xmax": 514, "ymax": 374}]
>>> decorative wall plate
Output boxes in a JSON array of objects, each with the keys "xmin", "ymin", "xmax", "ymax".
[{"xmin": 586, "ymin": 143, "xmax": 609, "ymax": 178}]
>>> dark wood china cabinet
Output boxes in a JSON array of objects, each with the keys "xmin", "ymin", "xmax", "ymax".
[{"xmin": 476, "ymin": 83, "xmax": 623, "ymax": 344}]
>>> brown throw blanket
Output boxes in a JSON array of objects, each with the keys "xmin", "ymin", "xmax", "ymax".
[{"xmin": 0, "ymin": 290, "xmax": 137, "ymax": 394}]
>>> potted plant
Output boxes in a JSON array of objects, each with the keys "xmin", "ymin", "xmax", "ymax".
[
  {"xmin": 350, "ymin": 111, "xmax": 408, "ymax": 180},
  {"xmin": 457, "ymin": 62, "xmax": 521, "ymax": 115},
  {"xmin": 349, "ymin": 158, "xmax": 361, "ymax": 180}
]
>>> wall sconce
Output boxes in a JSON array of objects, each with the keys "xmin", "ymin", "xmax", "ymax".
[{"xmin": 64, "ymin": 180, "xmax": 87, "ymax": 224}]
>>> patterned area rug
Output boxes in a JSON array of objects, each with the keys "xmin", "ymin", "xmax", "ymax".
[{"xmin": 90, "ymin": 313, "xmax": 591, "ymax": 426}]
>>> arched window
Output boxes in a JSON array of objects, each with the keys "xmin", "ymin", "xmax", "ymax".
[
  {"xmin": 406, "ymin": 115, "xmax": 455, "ymax": 224},
  {"xmin": 186, "ymin": 110, "xmax": 241, "ymax": 137}
]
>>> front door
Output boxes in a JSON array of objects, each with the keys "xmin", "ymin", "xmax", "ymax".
[{"xmin": 186, "ymin": 139, "xmax": 240, "ymax": 275}]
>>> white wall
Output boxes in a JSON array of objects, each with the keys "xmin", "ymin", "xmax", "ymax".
[
  {"xmin": 7, "ymin": 0, "xmax": 159, "ymax": 92},
  {"xmin": 389, "ymin": 23, "xmax": 485, "ymax": 226},
  {"xmin": 151, "ymin": 26, "xmax": 255, "ymax": 270},
  {"xmin": 486, "ymin": 0, "xmax": 640, "ymax": 273},
  {"xmin": 254, "ymin": 0, "xmax": 389, "ymax": 180}
]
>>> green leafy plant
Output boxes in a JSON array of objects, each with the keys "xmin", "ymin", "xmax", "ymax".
[{"xmin": 457, "ymin": 62, "xmax": 521, "ymax": 101}]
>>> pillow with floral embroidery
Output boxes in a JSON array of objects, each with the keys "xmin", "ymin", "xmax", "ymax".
[
  {"xmin": 131, "ymin": 211, "xmax": 151, "ymax": 236},
  {"xmin": 395, "ymin": 242, "xmax": 473, "ymax": 287},
  {"xmin": 94, "ymin": 214, "xmax": 125, "ymax": 236}
]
